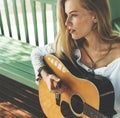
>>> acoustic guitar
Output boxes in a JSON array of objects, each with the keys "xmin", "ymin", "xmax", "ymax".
[{"xmin": 39, "ymin": 54, "xmax": 115, "ymax": 118}]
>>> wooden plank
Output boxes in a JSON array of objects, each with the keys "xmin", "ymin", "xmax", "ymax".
[
  {"xmin": 0, "ymin": 63, "xmax": 34, "ymax": 79},
  {"xmin": 52, "ymin": 4, "xmax": 57, "ymax": 38},
  {"xmin": 3, "ymin": 0, "xmax": 12, "ymax": 37},
  {"xmin": 0, "ymin": 38, "xmax": 34, "ymax": 75},
  {"xmin": 30, "ymin": 0, "xmax": 39, "ymax": 46},
  {"xmin": 12, "ymin": 0, "xmax": 21, "ymax": 40},
  {"xmin": 0, "ymin": 0, "xmax": 57, "ymax": 46},
  {"xmin": 0, "ymin": 83, "xmax": 39, "ymax": 113},
  {"xmin": 39, "ymin": 0, "xmax": 57, "ymax": 4},
  {"xmin": 41, "ymin": 2, "xmax": 48, "ymax": 45},
  {"xmin": 0, "ymin": 11, "xmax": 4, "ymax": 35},
  {"xmin": 0, "ymin": 65, "xmax": 37, "ymax": 90},
  {"xmin": 0, "ymin": 56, "xmax": 33, "ymax": 70},
  {"xmin": 0, "ymin": 36, "xmax": 37, "ymax": 89},
  {"xmin": 0, "ymin": 37, "xmax": 35, "ymax": 56},
  {"xmin": 20, "ymin": 0, "xmax": 29, "ymax": 43},
  {"xmin": 0, "ymin": 74, "xmax": 47, "ymax": 118},
  {"xmin": 0, "ymin": 102, "xmax": 35, "ymax": 118}
]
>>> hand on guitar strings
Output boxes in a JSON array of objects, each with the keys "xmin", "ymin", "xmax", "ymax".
[
  {"xmin": 40, "ymin": 69, "xmax": 67, "ymax": 93},
  {"xmin": 45, "ymin": 74, "xmax": 64, "ymax": 93}
]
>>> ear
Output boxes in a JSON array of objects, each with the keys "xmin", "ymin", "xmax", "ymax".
[{"xmin": 92, "ymin": 14, "xmax": 97, "ymax": 23}]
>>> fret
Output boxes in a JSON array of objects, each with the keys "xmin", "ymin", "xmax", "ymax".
[{"xmin": 83, "ymin": 103, "xmax": 108, "ymax": 118}]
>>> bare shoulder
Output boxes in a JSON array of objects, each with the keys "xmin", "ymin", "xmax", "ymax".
[{"xmin": 111, "ymin": 43, "xmax": 120, "ymax": 58}]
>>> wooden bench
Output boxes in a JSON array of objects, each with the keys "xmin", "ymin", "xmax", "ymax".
[
  {"xmin": 0, "ymin": 0, "xmax": 120, "ymax": 91},
  {"xmin": 0, "ymin": 36, "xmax": 37, "ymax": 89},
  {"xmin": 0, "ymin": 0, "xmax": 57, "ymax": 90}
]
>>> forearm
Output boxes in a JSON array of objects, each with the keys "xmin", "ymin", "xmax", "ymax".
[{"xmin": 31, "ymin": 43, "xmax": 55, "ymax": 81}]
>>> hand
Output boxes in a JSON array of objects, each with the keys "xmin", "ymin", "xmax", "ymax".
[
  {"xmin": 44, "ymin": 74, "xmax": 61, "ymax": 92},
  {"xmin": 40, "ymin": 69, "xmax": 66, "ymax": 93}
]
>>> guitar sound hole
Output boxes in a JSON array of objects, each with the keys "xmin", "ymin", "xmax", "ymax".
[
  {"xmin": 71, "ymin": 95, "xmax": 83, "ymax": 114},
  {"xmin": 61, "ymin": 101, "xmax": 76, "ymax": 117}
]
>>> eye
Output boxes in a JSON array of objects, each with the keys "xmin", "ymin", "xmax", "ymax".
[
  {"xmin": 65, "ymin": 13, "xmax": 78, "ymax": 22},
  {"xmin": 65, "ymin": 13, "xmax": 68, "ymax": 19},
  {"xmin": 69, "ymin": 14, "xmax": 78, "ymax": 20},
  {"xmin": 71, "ymin": 14, "xmax": 78, "ymax": 17}
]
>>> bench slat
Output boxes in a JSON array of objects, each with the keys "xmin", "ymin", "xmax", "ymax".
[
  {"xmin": 52, "ymin": 4, "xmax": 57, "ymax": 38},
  {"xmin": 30, "ymin": 0, "xmax": 39, "ymax": 46},
  {"xmin": 0, "ymin": 60, "xmax": 34, "ymax": 75},
  {"xmin": 0, "ymin": 36, "xmax": 37, "ymax": 90},
  {"xmin": 21, "ymin": 0, "xmax": 29, "ymax": 43},
  {"xmin": 41, "ymin": 2, "xmax": 47, "ymax": 44},
  {"xmin": 12, "ymin": 0, "xmax": 21, "ymax": 40},
  {"xmin": 0, "ymin": 0, "xmax": 57, "ymax": 46},
  {"xmin": 0, "ymin": 11, "xmax": 4, "ymax": 35},
  {"xmin": 3, "ymin": 0, "xmax": 12, "ymax": 37},
  {"xmin": 0, "ymin": 64, "xmax": 37, "ymax": 88}
]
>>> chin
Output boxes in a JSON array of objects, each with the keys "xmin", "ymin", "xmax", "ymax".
[
  {"xmin": 71, "ymin": 33, "xmax": 83, "ymax": 40},
  {"xmin": 72, "ymin": 36, "xmax": 82, "ymax": 40}
]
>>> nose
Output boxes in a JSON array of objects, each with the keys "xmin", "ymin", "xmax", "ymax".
[
  {"xmin": 65, "ymin": 16, "xmax": 72, "ymax": 27},
  {"xmin": 65, "ymin": 17, "xmax": 69, "ymax": 26}
]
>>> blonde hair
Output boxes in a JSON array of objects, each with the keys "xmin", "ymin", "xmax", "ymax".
[{"xmin": 55, "ymin": 0, "xmax": 120, "ymax": 61}]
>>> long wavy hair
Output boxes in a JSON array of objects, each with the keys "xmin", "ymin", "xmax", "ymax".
[{"xmin": 55, "ymin": 0, "xmax": 120, "ymax": 62}]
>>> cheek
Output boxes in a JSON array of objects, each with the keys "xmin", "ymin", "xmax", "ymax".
[
  {"xmin": 73, "ymin": 21, "xmax": 94, "ymax": 39},
  {"xmin": 71, "ymin": 17, "xmax": 94, "ymax": 39},
  {"xmin": 77, "ymin": 19, "xmax": 94, "ymax": 32}
]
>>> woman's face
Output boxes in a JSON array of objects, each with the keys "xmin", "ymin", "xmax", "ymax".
[{"xmin": 65, "ymin": 0, "xmax": 96, "ymax": 40}]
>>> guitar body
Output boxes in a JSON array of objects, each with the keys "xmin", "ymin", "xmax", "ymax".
[{"xmin": 39, "ymin": 54, "xmax": 115, "ymax": 118}]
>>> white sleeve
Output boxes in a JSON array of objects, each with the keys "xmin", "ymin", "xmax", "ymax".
[{"xmin": 31, "ymin": 43, "xmax": 55, "ymax": 82}]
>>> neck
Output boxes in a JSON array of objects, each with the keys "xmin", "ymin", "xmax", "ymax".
[
  {"xmin": 84, "ymin": 37, "xmax": 110, "ymax": 52},
  {"xmin": 83, "ymin": 32, "xmax": 108, "ymax": 51},
  {"xmin": 82, "ymin": 41, "xmax": 112, "ymax": 69}
]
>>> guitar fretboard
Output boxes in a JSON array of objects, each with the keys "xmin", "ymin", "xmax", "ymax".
[{"xmin": 83, "ymin": 103, "xmax": 108, "ymax": 118}]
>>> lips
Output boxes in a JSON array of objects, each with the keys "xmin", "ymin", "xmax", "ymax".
[{"xmin": 69, "ymin": 29, "xmax": 76, "ymax": 34}]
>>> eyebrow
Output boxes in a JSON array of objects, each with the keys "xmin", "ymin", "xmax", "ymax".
[{"xmin": 69, "ymin": 10, "xmax": 79, "ymax": 14}]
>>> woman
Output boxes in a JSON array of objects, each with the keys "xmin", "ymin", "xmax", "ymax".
[{"xmin": 31, "ymin": 0, "xmax": 120, "ymax": 117}]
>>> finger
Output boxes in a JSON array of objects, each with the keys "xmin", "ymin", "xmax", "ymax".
[
  {"xmin": 49, "ymin": 74, "xmax": 60, "ymax": 82},
  {"xmin": 51, "ymin": 84, "xmax": 68, "ymax": 94},
  {"xmin": 51, "ymin": 88, "xmax": 64, "ymax": 94}
]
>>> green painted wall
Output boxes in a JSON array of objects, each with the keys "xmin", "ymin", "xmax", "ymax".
[{"xmin": 109, "ymin": 0, "xmax": 120, "ymax": 20}]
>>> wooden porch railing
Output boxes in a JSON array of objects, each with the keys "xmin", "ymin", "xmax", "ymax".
[
  {"xmin": 0, "ymin": 0, "xmax": 58, "ymax": 90},
  {"xmin": 0, "ymin": 0, "xmax": 57, "ymax": 46}
]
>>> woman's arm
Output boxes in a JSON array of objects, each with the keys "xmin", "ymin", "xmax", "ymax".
[
  {"xmin": 31, "ymin": 43, "xmax": 55, "ymax": 83},
  {"xmin": 31, "ymin": 43, "xmax": 65, "ymax": 93}
]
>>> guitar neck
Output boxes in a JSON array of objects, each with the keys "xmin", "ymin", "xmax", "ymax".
[{"xmin": 84, "ymin": 103, "xmax": 108, "ymax": 118}]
